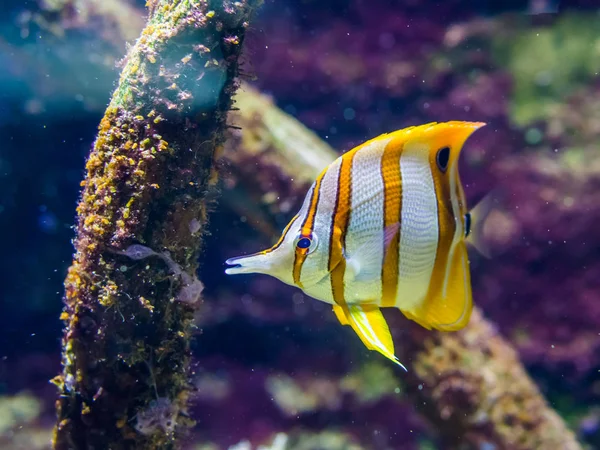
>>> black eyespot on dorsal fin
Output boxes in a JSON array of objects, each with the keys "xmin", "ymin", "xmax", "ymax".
[{"xmin": 436, "ymin": 146, "xmax": 450, "ymax": 172}]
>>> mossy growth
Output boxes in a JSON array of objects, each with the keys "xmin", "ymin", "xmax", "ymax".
[
  {"xmin": 52, "ymin": 0, "xmax": 261, "ymax": 449},
  {"xmin": 407, "ymin": 310, "xmax": 582, "ymax": 449},
  {"xmin": 492, "ymin": 13, "xmax": 600, "ymax": 125}
]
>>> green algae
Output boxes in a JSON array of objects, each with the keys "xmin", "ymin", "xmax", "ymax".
[
  {"xmin": 340, "ymin": 361, "xmax": 402, "ymax": 404},
  {"xmin": 492, "ymin": 13, "xmax": 600, "ymax": 125}
]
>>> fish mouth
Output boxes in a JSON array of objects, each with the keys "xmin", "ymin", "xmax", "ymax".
[
  {"xmin": 225, "ymin": 256, "xmax": 243, "ymax": 266},
  {"xmin": 224, "ymin": 260, "xmax": 242, "ymax": 273},
  {"xmin": 224, "ymin": 257, "xmax": 244, "ymax": 275},
  {"xmin": 224, "ymin": 252, "xmax": 267, "ymax": 275}
]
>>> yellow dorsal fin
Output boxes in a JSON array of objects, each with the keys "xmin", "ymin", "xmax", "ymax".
[
  {"xmin": 333, "ymin": 304, "xmax": 407, "ymax": 370},
  {"xmin": 403, "ymin": 242, "xmax": 473, "ymax": 331}
]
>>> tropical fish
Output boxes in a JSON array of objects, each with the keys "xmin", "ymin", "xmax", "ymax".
[{"xmin": 225, "ymin": 121, "xmax": 488, "ymax": 368}]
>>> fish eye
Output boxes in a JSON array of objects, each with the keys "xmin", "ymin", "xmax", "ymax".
[
  {"xmin": 436, "ymin": 146, "xmax": 450, "ymax": 172},
  {"xmin": 294, "ymin": 234, "xmax": 318, "ymax": 254},
  {"xmin": 297, "ymin": 237, "xmax": 311, "ymax": 248}
]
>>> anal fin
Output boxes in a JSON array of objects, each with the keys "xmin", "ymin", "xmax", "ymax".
[{"xmin": 332, "ymin": 304, "xmax": 407, "ymax": 370}]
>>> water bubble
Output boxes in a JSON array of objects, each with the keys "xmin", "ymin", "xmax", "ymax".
[
  {"xmin": 343, "ymin": 108, "xmax": 355, "ymax": 121},
  {"xmin": 534, "ymin": 70, "xmax": 553, "ymax": 87},
  {"xmin": 38, "ymin": 209, "xmax": 58, "ymax": 234},
  {"xmin": 525, "ymin": 128, "xmax": 543, "ymax": 145}
]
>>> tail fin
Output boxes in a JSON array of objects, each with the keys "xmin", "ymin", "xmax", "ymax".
[{"xmin": 466, "ymin": 192, "xmax": 501, "ymax": 258}]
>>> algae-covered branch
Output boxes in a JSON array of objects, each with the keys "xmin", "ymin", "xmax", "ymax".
[{"xmin": 53, "ymin": 1, "xmax": 260, "ymax": 449}]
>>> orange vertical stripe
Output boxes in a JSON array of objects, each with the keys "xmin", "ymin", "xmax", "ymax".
[
  {"xmin": 293, "ymin": 176, "xmax": 324, "ymax": 287},
  {"xmin": 328, "ymin": 152, "xmax": 354, "ymax": 305},
  {"xmin": 380, "ymin": 139, "xmax": 403, "ymax": 307},
  {"xmin": 423, "ymin": 152, "xmax": 456, "ymax": 308}
]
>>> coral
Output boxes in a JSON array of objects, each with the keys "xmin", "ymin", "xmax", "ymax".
[
  {"xmin": 52, "ymin": 0, "xmax": 261, "ymax": 449},
  {"xmin": 265, "ymin": 362, "xmax": 400, "ymax": 416},
  {"xmin": 0, "ymin": 392, "xmax": 50, "ymax": 450},
  {"xmin": 250, "ymin": 430, "xmax": 365, "ymax": 450},
  {"xmin": 281, "ymin": 430, "xmax": 364, "ymax": 450},
  {"xmin": 265, "ymin": 374, "xmax": 339, "ymax": 416},
  {"xmin": 228, "ymin": 429, "xmax": 379, "ymax": 450},
  {"xmin": 0, "ymin": 392, "xmax": 42, "ymax": 436},
  {"xmin": 397, "ymin": 310, "xmax": 581, "ymax": 449},
  {"xmin": 339, "ymin": 361, "xmax": 401, "ymax": 404}
]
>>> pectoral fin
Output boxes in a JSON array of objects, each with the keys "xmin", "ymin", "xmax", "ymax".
[
  {"xmin": 333, "ymin": 304, "xmax": 407, "ymax": 370},
  {"xmin": 345, "ymin": 223, "xmax": 401, "ymax": 282}
]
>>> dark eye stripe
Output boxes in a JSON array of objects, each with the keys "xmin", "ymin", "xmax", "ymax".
[
  {"xmin": 436, "ymin": 146, "xmax": 450, "ymax": 172},
  {"xmin": 293, "ymin": 176, "xmax": 324, "ymax": 287}
]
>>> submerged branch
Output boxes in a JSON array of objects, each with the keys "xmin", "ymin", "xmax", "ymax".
[
  {"xmin": 224, "ymin": 84, "xmax": 582, "ymax": 450},
  {"xmin": 53, "ymin": 1, "xmax": 260, "ymax": 449}
]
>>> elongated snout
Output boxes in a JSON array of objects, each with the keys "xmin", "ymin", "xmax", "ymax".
[{"xmin": 225, "ymin": 252, "xmax": 271, "ymax": 275}]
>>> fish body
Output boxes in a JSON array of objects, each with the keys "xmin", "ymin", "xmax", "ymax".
[{"xmin": 226, "ymin": 121, "xmax": 486, "ymax": 367}]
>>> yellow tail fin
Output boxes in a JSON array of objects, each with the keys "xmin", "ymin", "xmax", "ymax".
[{"xmin": 333, "ymin": 304, "xmax": 407, "ymax": 370}]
